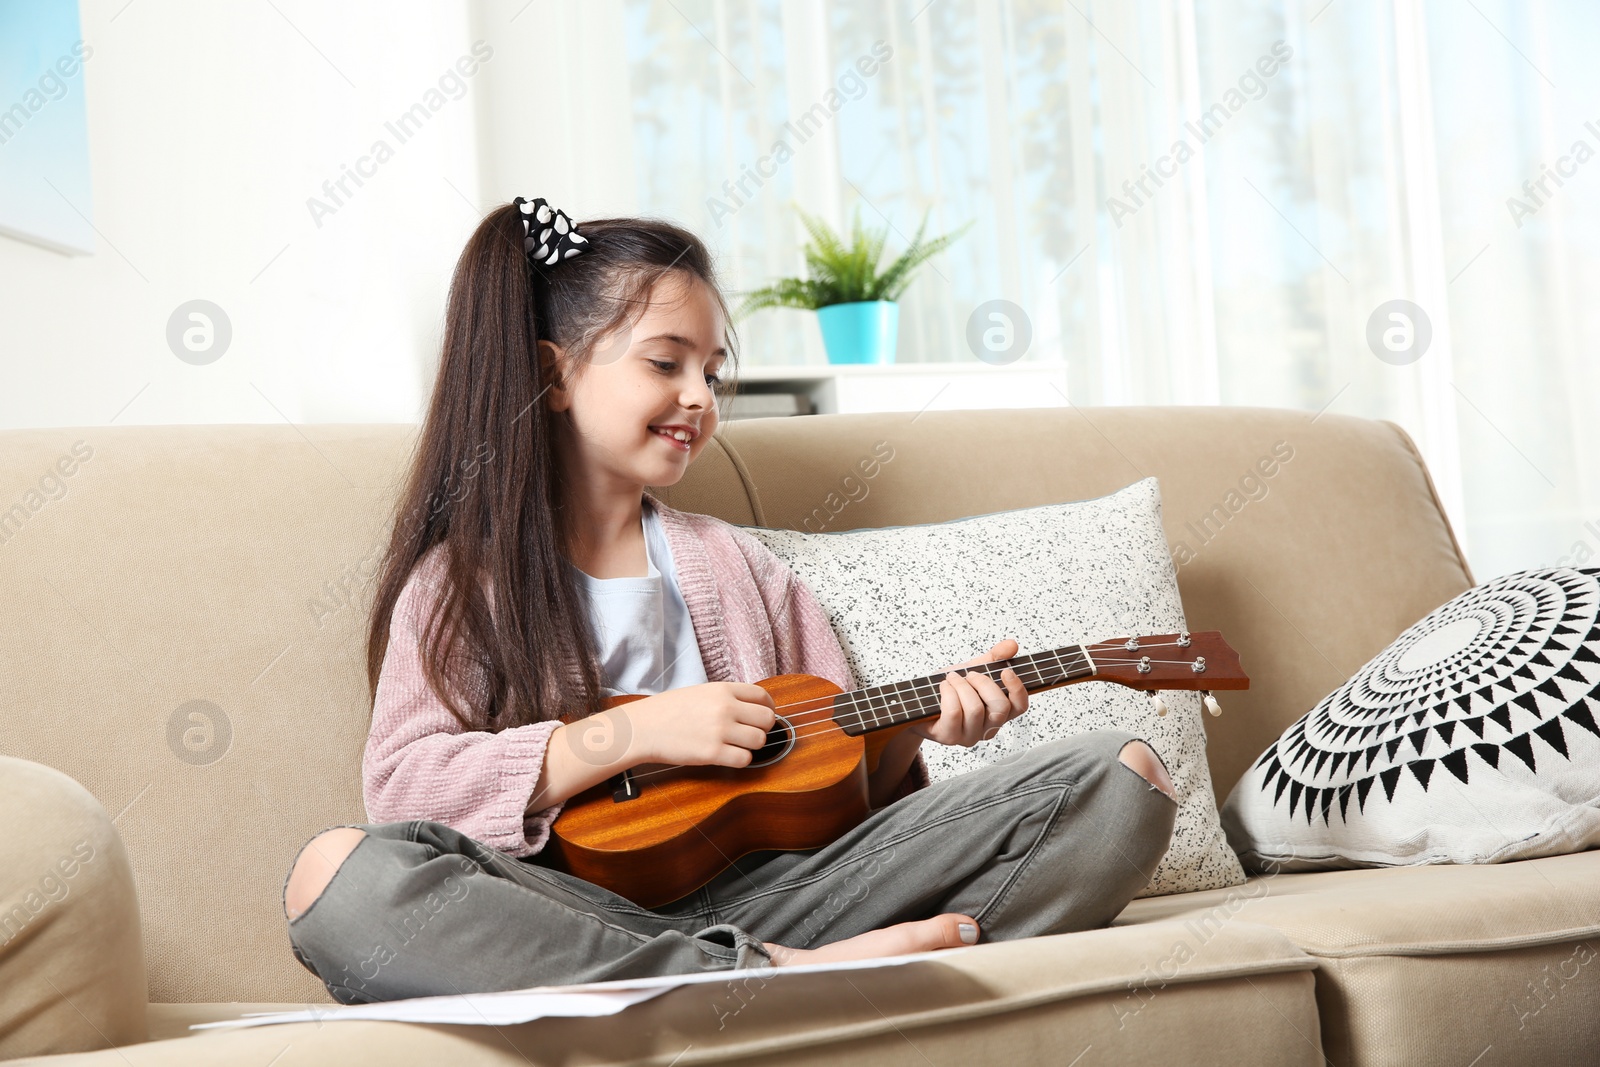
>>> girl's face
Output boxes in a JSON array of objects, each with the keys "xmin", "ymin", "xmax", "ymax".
[{"xmin": 545, "ymin": 272, "xmax": 727, "ymax": 491}]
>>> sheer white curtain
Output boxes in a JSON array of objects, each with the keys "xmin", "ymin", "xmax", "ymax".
[
  {"xmin": 1183, "ymin": 0, "xmax": 1600, "ymax": 582},
  {"xmin": 491, "ymin": 0, "xmax": 1599, "ymax": 583}
]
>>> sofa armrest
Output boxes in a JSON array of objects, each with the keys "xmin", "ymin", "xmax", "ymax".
[{"xmin": 0, "ymin": 755, "xmax": 148, "ymax": 1059}]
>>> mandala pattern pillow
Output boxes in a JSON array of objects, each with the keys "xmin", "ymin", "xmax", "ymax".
[
  {"xmin": 740, "ymin": 477, "xmax": 1247, "ymax": 898},
  {"xmin": 1222, "ymin": 567, "xmax": 1600, "ymax": 872}
]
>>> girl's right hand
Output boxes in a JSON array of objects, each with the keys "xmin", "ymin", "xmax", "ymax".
[{"xmin": 631, "ymin": 682, "xmax": 778, "ymax": 768}]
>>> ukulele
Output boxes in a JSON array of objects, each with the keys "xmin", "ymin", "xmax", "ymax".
[{"xmin": 547, "ymin": 630, "xmax": 1247, "ymax": 907}]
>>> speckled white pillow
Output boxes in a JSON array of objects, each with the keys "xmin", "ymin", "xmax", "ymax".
[{"xmin": 739, "ymin": 477, "xmax": 1247, "ymax": 898}]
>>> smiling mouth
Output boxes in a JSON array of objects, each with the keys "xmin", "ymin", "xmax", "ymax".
[{"xmin": 650, "ymin": 426, "xmax": 695, "ymax": 452}]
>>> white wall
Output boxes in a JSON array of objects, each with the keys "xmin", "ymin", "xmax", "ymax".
[
  {"xmin": 0, "ymin": 0, "xmax": 499, "ymax": 428},
  {"xmin": 0, "ymin": 0, "xmax": 664, "ymax": 430},
  {"xmin": 469, "ymin": 1, "xmax": 639, "ymax": 222}
]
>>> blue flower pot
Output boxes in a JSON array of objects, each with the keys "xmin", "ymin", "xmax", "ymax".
[{"xmin": 816, "ymin": 300, "xmax": 899, "ymax": 365}]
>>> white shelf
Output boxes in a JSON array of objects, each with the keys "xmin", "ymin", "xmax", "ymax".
[{"xmin": 728, "ymin": 361, "xmax": 1070, "ymax": 416}]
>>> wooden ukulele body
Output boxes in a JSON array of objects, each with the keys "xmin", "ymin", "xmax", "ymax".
[
  {"xmin": 546, "ymin": 674, "xmax": 914, "ymax": 909},
  {"xmin": 543, "ymin": 630, "xmax": 1246, "ymax": 909}
]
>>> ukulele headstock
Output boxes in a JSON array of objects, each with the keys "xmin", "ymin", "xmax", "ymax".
[{"xmin": 1085, "ymin": 631, "xmax": 1248, "ymax": 692}]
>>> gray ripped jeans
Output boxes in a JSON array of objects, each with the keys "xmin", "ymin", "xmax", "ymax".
[{"xmin": 284, "ymin": 728, "xmax": 1177, "ymax": 1003}]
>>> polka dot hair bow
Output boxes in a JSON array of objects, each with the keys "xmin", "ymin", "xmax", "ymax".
[{"xmin": 514, "ymin": 196, "xmax": 589, "ymax": 266}]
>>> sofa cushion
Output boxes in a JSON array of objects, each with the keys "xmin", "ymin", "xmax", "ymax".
[
  {"xmin": 63, "ymin": 921, "xmax": 1324, "ymax": 1066},
  {"xmin": 1114, "ymin": 849, "xmax": 1600, "ymax": 1064},
  {"xmin": 1223, "ymin": 566, "xmax": 1600, "ymax": 871},
  {"xmin": 739, "ymin": 476, "xmax": 1246, "ymax": 898}
]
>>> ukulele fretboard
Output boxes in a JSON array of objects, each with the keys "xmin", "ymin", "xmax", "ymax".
[{"xmin": 830, "ymin": 645, "xmax": 1095, "ymax": 735}]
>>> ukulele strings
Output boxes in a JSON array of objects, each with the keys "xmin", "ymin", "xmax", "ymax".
[
  {"xmin": 769, "ymin": 648, "xmax": 1095, "ymax": 727},
  {"xmin": 761, "ymin": 638, "xmax": 1209, "ymax": 727},
  {"xmin": 592, "ymin": 657, "xmax": 1078, "ymax": 790},
  {"xmin": 601, "ymin": 640, "xmax": 1208, "ymax": 767},
  {"xmin": 769, "ymin": 655, "xmax": 1205, "ymax": 736},
  {"xmin": 590, "ymin": 641, "xmax": 1213, "ymax": 789},
  {"xmin": 759, "ymin": 637, "xmax": 1205, "ymax": 724}
]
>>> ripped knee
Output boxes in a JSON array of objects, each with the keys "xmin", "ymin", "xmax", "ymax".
[
  {"xmin": 284, "ymin": 827, "xmax": 367, "ymax": 921},
  {"xmin": 1117, "ymin": 739, "xmax": 1176, "ymax": 800}
]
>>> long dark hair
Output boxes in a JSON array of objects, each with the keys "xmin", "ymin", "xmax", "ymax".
[{"xmin": 366, "ymin": 202, "xmax": 740, "ymax": 731}]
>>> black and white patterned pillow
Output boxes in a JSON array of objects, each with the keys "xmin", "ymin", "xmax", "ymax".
[
  {"xmin": 1222, "ymin": 567, "xmax": 1600, "ymax": 871},
  {"xmin": 740, "ymin": 477, "xmax": 1247, "ymax": 898}
]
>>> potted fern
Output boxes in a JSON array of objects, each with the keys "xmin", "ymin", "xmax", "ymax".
[{"xmin": 735, "ymin": 204, "xmax": 972, "ymax": 365}]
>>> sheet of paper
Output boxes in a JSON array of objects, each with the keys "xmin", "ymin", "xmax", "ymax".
[{"xmin": 192, "ymin": 946, "xmax": 972, "ymax": 1030}]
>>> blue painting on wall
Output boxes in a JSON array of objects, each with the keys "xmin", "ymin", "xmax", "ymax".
[{"xmin": 0, "ymin": 0, "xmax": 93, "ymax": 255}]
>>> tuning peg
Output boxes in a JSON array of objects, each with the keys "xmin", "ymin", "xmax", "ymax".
[
  {"xmin": 1202, "ymin": 690, "xmax": 1222, "ymax": 717},
  {"xmin": 1150, "ymin": 692, "xmax": 1168, "ymax": 716}
]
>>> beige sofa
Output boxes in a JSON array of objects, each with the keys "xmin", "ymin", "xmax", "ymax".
[{"xmin": 2, "ymin": 406, "xmax": 1595, "ymax": 1066}]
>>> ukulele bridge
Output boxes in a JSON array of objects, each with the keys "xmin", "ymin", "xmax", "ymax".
[{"xmin": 610, "ymin": 769, "xmax": 640, "ymax": 802}]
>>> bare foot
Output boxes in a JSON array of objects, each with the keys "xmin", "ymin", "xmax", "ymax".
[{"xmin": 760, "ymin": 913, "xmax": 979, "ymax": 967}]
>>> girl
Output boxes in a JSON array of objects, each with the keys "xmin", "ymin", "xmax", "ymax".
[{"xmin": 281, "ymin": 198, "xmax": 1178, "ymax": 1003}]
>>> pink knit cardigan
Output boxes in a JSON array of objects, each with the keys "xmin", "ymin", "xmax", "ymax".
[{"xmin": 363, "ymin": 489, "xmax": 931, "ymax": 858}]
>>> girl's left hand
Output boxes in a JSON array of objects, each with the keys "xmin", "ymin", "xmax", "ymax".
[{"xmin": 906, "ymin": 638, "xmax": 1029, "ymax": 749}]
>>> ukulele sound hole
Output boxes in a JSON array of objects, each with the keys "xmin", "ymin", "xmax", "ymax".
[{"xmin": 747, "ymin": 715, "xmax": 796, "ymax": 769}]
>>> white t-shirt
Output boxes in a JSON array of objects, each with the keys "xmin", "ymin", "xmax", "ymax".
[{"xmin": 565, "ymin": 498, "xmax": 709, "ymax": 698}]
